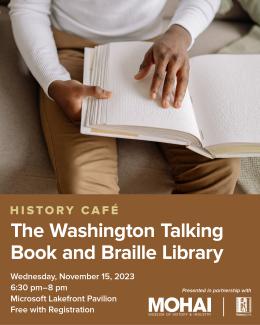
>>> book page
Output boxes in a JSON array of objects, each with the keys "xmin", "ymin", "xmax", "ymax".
[
  {"xmin": 103, "ymin": 42, "xmax": 201, "ymax": 140},
  {"xmin": 189, "ymin": 55, "xmax": 260, "ymax": 148}
]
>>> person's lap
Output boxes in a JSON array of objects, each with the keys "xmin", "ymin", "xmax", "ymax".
[{"xmin": 39, "ymin": 37, "xmax": 240, "ymax": 194}]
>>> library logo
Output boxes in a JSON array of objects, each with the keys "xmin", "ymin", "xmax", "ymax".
[{"xmin": 236, "ymin": 297, "xmax": 252, "ymax": 316}]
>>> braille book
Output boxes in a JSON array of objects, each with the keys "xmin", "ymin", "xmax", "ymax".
[{"xmin": 81, "ymin": 42, "xmax": 260, "ymax": 158}]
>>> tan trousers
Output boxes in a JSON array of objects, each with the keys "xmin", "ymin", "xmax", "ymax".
[{"xmin": 40, "ymin": 29, "xmax": 241, "ymax": 194}]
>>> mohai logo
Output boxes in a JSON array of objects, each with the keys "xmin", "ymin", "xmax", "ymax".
[{"xmin": 148, "ymin": 297, "xmax": 211, "ymax": 314}]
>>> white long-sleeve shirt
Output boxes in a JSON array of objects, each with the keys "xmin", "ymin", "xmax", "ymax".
[{"xmin": 9, "ymin": 0, "xmax": 220, "ymax": 95}]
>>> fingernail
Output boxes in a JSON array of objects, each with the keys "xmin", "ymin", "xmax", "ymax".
[
  {"xmin": 163, "ymin": 100, "xmax": 170, "ymax": 108},
  {"xmin": 151, "ymin": 92, "xmax": 157, "ymax": 100},
  {"xmin": 135, "ymin": 72, "xmax": 142, "ymax": 79},
  {"xmin": 174, "ymin": 101, "xmax": 181, "ymax": 109},
  {"xmin": 104, "ymin": 90, "xmax": 112, "ymax": 98}
]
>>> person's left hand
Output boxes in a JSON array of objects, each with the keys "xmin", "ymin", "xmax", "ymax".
[{"xmin": 135, "ymin": 25, "xmax": 191, "ymax": 109}]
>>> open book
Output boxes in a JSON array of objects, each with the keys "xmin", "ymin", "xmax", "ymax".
[{"xmin": 81, "ymin": 42, "xmax": 260, "ymax": 158}]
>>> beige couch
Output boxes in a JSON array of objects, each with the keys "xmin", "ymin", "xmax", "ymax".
[{"xmin": 0, "ymin": 2, "xmax": 254, "ymax": 193}]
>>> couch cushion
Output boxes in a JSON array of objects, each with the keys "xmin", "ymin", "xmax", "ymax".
[
  {"xmin": 239, "ymin": 158, "xmax": 260, "ymax": 193},
  {"xmin": 217, "ymin": 0, "xmax": 251, "ymax": 21},
  {"xmin": 190, "ymin": 20, "xmax": 251, "ymax": 56},
  {"xmin": 238, "ymin": 0, "xmax": 260, "ymax": 25},
  {"xmin": 0, "ymin": 6, "xmax": 57, "ymax": 193}
]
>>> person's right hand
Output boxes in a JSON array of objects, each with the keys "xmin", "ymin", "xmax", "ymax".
[{"xmin": 48, "ymin": 80, "xmax": 112, "ymax": 122}]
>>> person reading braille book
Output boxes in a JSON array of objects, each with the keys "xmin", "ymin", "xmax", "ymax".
[{"xmin": 9, "ymin": 0, "xmax": 240, "ymax": 194}]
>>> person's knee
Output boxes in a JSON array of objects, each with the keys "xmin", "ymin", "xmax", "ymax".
[
  {"xmin": 222, "ymin": 158, "xmax": 241, "ymax": 182},
  {"xmin": 213, "ymin": 158, "xmax": 241, "ymax": 194},
  {"xmin": 57, "ymin": 160, "xmax": 119, "ymax": 194},
  {"xmin": 174, "ymin": 157, "xmax": 241, "ymax": 194}
]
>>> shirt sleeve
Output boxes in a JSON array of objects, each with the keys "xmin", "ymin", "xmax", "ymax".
[
  {"xmin": 170, "ymin": 0, "xmax": 221, "ymax": 48},
  {"xmin": 9, "ymin": 0, "xmax": 71, "ymax": 96}
]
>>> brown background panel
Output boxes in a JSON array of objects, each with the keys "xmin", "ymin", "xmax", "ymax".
[{"xmin": 0, "ymin": 195, "xmax": 259, "ymax": 324}]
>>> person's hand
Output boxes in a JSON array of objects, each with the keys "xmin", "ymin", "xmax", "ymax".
[
  {"xmin": 135, "ymin": 25, "xmax": 191, "ymax": 109},
  {"xmin": 48, "ymin": 80, "xmax": 112, "ymax": 122}
]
